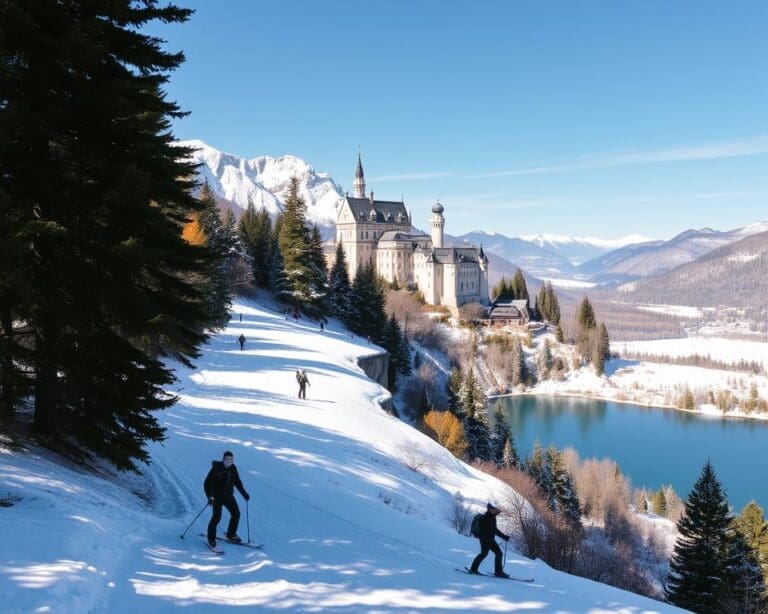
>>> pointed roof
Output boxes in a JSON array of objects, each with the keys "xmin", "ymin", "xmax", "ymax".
[{"xmin": 355, "ymin": 154, "xmax": 364, "ymax": 179}]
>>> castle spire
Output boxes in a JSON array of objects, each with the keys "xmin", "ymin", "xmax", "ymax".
[{"xmin": 353, "ymin": 154, "xmax": 366, "ymax": 198}]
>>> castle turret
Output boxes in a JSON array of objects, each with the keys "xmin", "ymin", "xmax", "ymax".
[
  {"xmin": 353, "ymin": 154, "xmax": 366, "ymax": 198},
  {"xmin": 430, "ymin": 199, "xmax": 445, "ymax": 248}
]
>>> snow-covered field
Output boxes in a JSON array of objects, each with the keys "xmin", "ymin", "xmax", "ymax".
[
  {"xmin": 615, "ymin": 337, "xmax": 768, "ymax": 371},
  {"xmin": 0, "ymin": 299, "xmax": 683, "ymax": 613},
  {"xmin": 633, "ymin": 305, "xmax": 703, "ymax": 319}
]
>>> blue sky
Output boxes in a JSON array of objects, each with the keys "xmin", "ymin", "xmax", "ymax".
[{"xmin": 147, "ymin": 1, "xmax": 768, "ymax": 239}]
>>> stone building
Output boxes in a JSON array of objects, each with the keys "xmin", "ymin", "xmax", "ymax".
[{"xmin": 335, "ymin": 156, "xmax": 489, "ymax": 313}]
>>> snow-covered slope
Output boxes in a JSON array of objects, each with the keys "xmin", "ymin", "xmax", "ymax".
[
  {"xmin": 0, "ymin": 299, "xmax": 683, "ymax": 613},
  {"xmin": 176, "ymin": 140, "xmax": 344, "ymax": 235}
]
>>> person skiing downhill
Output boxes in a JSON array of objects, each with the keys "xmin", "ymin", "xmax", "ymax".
[
  {"xmin": 470, "ymin": 503, "xmax": 510, "ymax": 577},
  {"xmin": 238, "ymin": 333, "xmax": 246, "ymax": 351},
  {"xmin": 204, "ymin": 451, "xmax": 250, "ymax": 548}
]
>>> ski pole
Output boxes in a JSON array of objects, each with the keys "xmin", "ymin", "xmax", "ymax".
[
  {"xmin": 180, "ymin": 500, "xmax": 210, "ymax": 539},
  {"xmin": 246, "ymin": 499, "xmax": 251, "ymax": 544},
  {"xmin": 503, "ymin": 539, "xmax": 508, "ymax": 568}
]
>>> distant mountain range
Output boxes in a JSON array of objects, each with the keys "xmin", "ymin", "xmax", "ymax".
[{"xmin": 180, "ymin": 141, "xmax": 767, "ymax": 306}]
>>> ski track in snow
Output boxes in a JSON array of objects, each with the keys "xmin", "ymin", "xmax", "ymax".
[{"xmin": 0, "ymin": 299, "xmax": 684, "ymax": 613}]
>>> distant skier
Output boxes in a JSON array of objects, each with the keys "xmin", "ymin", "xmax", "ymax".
[
  {"xmin": 320, "ymin": 321, "xmax": 324, "ymax": 333},
  {"xmin": 204, "ymin": 451, "xmax": 250, "ymax": 548},
  {"xmin": 239, "ymin": 313, "xmax": 242, "ymax": 322},
  {"xmin": 238, "ymin": 334, "xmax": 246, "ymax": 351},
  {"xmin": 469, "ymin": 503, "xmax": 510, "ymax": 578},
  {"xmin": 296, "ymin": 369, "xmax": 309, "ymax": 399}
]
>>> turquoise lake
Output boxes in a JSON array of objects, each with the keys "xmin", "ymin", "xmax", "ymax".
[{"xmin": 495, "ymin": 395, "xmax": 768, "ymax": 512}]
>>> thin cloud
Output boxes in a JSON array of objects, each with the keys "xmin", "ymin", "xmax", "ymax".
[
  {"xmin": 462, "ymin": 136, "xmax": 768, "ymax": 179},
  {"xmin": 371, "ymin": 171, "xmax": 452, "ymax": 182},
  {"xmin": 617, "ymin": 190, "xmax": 768, "ymax": 205}
]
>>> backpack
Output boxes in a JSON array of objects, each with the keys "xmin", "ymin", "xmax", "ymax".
[{"xmin": 470, "ymin": 513, "xmax": 483, "ymax": 538}]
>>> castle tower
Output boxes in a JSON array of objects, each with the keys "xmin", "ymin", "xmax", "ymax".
[
  {"xmin": 353, "ymin": 154, "xmax": 366, "ymax": 198},
  {"xmin": 430, "ymin": 200, "xmax": 445, "ymax": 248}
]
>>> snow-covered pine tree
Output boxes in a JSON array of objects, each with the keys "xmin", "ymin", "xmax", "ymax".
[
  {"xmin": 538, "ymin": 338, "xmax": 553, "ymax": 380},
  {"xmin": 667, "ymin": 460, "xmax": 735, "ymax": 612},
  {"xmin": 327, "ymin": 241, "xmax": 352, "ymax": 319},
  {"xmin": 510, "ymin": 337, "xmax": 528, "ymax": 387},
  {"xmin": 733, "ymin": 501, "xmax": 768, "ymax": 590},
  {"xmin": 501, "ymin": 435, "xmax": 520, "ymax": 469},
  {"xmin": 547, "ymin": 445, "xmax": 581, "ymax": 523},
  {"xmin": 491, "ymin": 401, "xmax": 511, "ymax": 466},
  {"xmin": 525, "ymin": 440, "xmax": 553, "ymax": 501},
  {"xmin": 720, "ymin": 529, "xmax": 766, "ymax": 613},
  {"xmin": 575, "ymin": 296, "xmax": 597, "ymax": 362}
]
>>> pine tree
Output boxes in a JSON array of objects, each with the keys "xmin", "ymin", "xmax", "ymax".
[
  {"xmin": 328, "ymin": 241, "xmax": 352, "ymax": 318},
  {"xmin": 461, "ymin": 369, "xmax": 491, "ymax": 461},
  {"xmin": 347, "ymin": 260, "xmax": 388, "ymax": 343},
  {"xmin": 267, "ymin": 214, "xmax": 287, "ymax": 296},
  {"xmin": 491, "ymin": 402, "xmax": 511, "ymax": 466},
  {"xmin": 667, "ymin": 460, "xmax": 735, "ymax": 612},
  {"xmin": 510, "ymin": 337, "xmax": 528, "ymax": 387},
  {"xmin": 383, "ymin": 315, "xmax": 410, "ymax": 390},
  {"xmin": 501, "ymin": 435, "xmax": 520, "ymax": 469},
  {"xmin": 278, "ymin": 178, "xmax": 319, "ymax": 313},
  {"xmin": 306, "ymin": 224, "xmax": 329, "ymax": 317},
  {"xmin": 555, "ymin": 324, "xmax": 565, "ymax": 344},
  {"xmin": 592, "ymin": 322, "xmax": 610, "ymax": 376},
  {"xmin": 577, "ymin": 296, "xmax": 597, "ymax": 330},
  {"xmin": 538, "ymin": 338, "xmax": 553, "ymax": 380},
  {"xmin": 652, "ymin": 488, "xmax": 667, "ymax": 517},
  {"xmin": 238, "ymin": 200, "xmax": 272, "ymax": 287},
  {"xmin": 2, "ymin": 0, "xmax": 214, "ymax": 468},
  {"xmin": 734, "ymin": 501, "xmax": 768, "ymax": 591},
  {"xmin": 196, "ymin": 182, "xmax": 233, "ymax": 328},
  {"xmin": 547, "ymin": 445, "xmax": 581, "ymax": 523},
  {"xmin": 446, "ymin": 368, "xmax": 464, "ymax": 415},
  {"xmin": 525, "ymin": 440, "xmax": 553, "ymax": 501},
  {"xmin": 720, "ymin": 529, "xmax": 766, "ymax": 614},
  {"xmin": 511, "ymin": 268, "xmax": 529, "ymax": 301},
  {"xmin": 576, "ymin": 296, "xmax": 597, "ymax": 362}
]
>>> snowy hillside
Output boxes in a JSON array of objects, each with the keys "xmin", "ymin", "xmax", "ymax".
[
  {"xmin": 175, "ymin": 140, "xmax": 344, "ymax": 235},
  {"xmin": 0, "ymin": 299, "xmax": 683, "ymax": 613}
]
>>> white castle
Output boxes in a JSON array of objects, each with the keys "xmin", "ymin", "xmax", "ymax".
[{"xmin": 335, "ymin": 156, "xmax": 489, "ymax": 313}]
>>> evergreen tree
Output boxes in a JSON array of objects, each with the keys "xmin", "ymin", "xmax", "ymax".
[
  {"xmin": 383, "ymin": 315, "xmax": 410, "ymax": 390},
  {"xmin": 461, "ymin": 369, "xmax": 491, "ymax": 461},
  {"xmin": 1, "ymin": 0, "xmax": 212, "ymax": 468},
  {"xmin": 510, "ymin": 337, "xmax": 528, "ymax": 387},
  {"xmin": 328, "ymin": 241, "xmax": 352, "ymax": 318},
  {"xmin": 734, "ymin": 501, "xmax": 768, "ymax": 590},
  {"xmin": 491, "ymin": 402, "xmax": 511, "ymax": 466},
  {"xmin": 536, "ymin": 282, "xmax": 560, "ymax": 324},
  {"xmin": 195, "ymin": 182, "xmax": 233, "ymax": 327},
  {"xmin": 501, "ymin": 435, "xmax": 520, "ymax": 469},
  {"xmin": 277, "ymin": 178, "xmax": 326, "ymax": 316},
  {"xmin": 592, "ymin": 322, "xmax": 610, "ymax": 375},
  {"xmin": 652, "ymin": 488, "xmax": 667, "ymax": 517},
  {"xmin": 491, "ymin": 277, "xmax": 512, "ymax": 302},
  {"xmin": 667, "ymin": 461, "xmax": 735, "ymax": 612},
  {"xmin": 538, "ymin": 338, "xmax": 553, "ymax": 380},
  {"xmin": 576, "ymin": 296, "xmax": 597, "ymax": 362},
  {"xmin": 720, "ymin": 529, "xmax": 766, "ymax": 614},
  {"xmin": 446, "ymin": 368, "xmax": 464, "ymax": 415},
  {"xmin": 267, "ymin": 214, "xmax": 287, "ymax": 296},
  {"xmin": 555, "ymin": 324, "xmax": 565, "ymax": 344},
  {"xmin": 547, "ymin": 445, "xmax": 581, "ymax": 523},
  {"xmin": 347, "ymin": 260, "xmax": 387, "ymax": 343},
  {"xmin": 511, "ymin": 268, "xmax": 529, "ymax": 301},
  {"xmin": 577, "ymin": 296, "xmax": 597, "ymax": 330},
  {"xmin": 238, "ymin": 200, "xmax": 272, "ymax": 287},
  {"xmin": 525, "ymin": 440, "xmax": 553, "ymax": 501}
]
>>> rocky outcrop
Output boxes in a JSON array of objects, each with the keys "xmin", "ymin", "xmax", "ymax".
[{"xmin": 357, "ymin": 352, "xmax": 389, "ymax": 388}]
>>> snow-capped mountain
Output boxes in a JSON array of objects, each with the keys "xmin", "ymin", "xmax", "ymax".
[
  {"xmin": 613, "ymin": 230, "xmax": 768, "ymax": 309},
  {"xmin": 176, "ymin": 140, "xmax": 344, "ymax": 236},
  {"xmin": 580, "ymin": 223, "xmax": 768, "ymax": 284},
  {"xmin": 520, "ymin": 233, "xmax": 652, "ymax": 265}
]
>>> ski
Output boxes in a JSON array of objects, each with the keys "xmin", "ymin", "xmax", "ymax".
[
  {"xmin": 205, "ymin": 540, "xmax": 224, "ymax": 555},
  {"xmin": 455, "ymin": 567, "xmax": 534, "ymax": 583},
  {"xmin": 198, "ymin": 533, "xmax": 263, "ymax": 549}
]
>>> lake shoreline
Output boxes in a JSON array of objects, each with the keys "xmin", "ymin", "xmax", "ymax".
[{"xmin": 487, "ymin": 389, "xmax": 768, "ymax": 423}]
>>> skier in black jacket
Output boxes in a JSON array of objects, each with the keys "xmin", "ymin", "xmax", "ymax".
[
  {"xmin": 470, "ymin": 503, "xmax": 510, "ymax": 577},
  {"xmin": 204, "ymin": 451, "xmax": 250, "ymax": 547}
]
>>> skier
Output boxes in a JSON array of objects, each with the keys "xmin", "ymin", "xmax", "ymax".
[
  {"xmin": 238, "ymin": 333, "xmax": 246, "ymax": 351},
  {"xmin": 469, "ymin": 503, "xmax": 510, "ymax": 578},
  {"xmin": 320, "ymin": 321, "xmax": 324, "ymax": 333},
  {"xmin": 204, "ymin": 451, "xmax": 250, "ymax": 548},
  {"xmin": 296, "ymin": 369, "xmax": 309, "ymax": 399}
]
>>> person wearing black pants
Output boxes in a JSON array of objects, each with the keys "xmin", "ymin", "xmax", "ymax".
[
  {"xmin": 470, "ymin": 503, "xmax": 510, "ymax": 578},
  {"xmin": 204, "ymin": 451, "xmax": 250, "ymax": 547}
]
